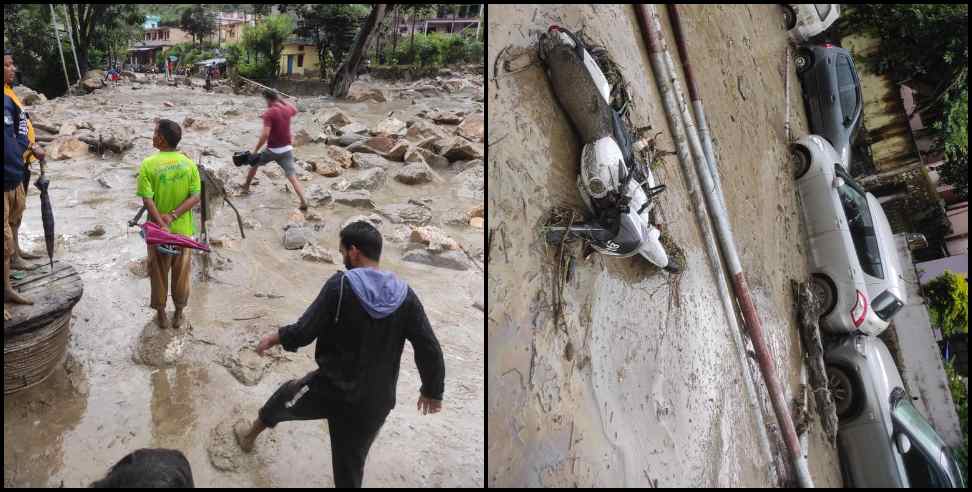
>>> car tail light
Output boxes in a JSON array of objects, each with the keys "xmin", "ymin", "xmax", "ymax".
[
  {"xmin": 549, "ymin": 25, "xmax": 561, "ymax": 33},
  {"xmin": 851, "ymin": 290, "xmax": 868, "ymax": 327},
  {"xmin": 822, "ymin": 42, "xmax": 834, "ymax": 48}
]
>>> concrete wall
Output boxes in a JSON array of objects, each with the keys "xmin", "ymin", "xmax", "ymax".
[
  {"xmin": 891, "ymin": 235, "xmax": 963, "ymax": 448},
  {"xmin": 278, "ymin": 44, "xmax": 320, "ymax": 78}
]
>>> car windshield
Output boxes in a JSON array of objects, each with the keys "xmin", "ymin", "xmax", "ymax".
[
  {"xmin": 835, "ymin": 166, "xmax": 884, "ymax": 278},
  {"xmin": 872, "ymin": 290, "xmax": 904, "ymax": 321},
  {"xmin": 815, "ymin": 4, "xmax": 832, "ymax": 20},
  {"xmin": 892, "ymin": 393, "xmax": 967, "ymax": 488}
]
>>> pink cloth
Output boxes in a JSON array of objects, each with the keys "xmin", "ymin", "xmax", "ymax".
[{"xmin": 141, "ymin": 221, "xmax": 210, "ymax": 252}]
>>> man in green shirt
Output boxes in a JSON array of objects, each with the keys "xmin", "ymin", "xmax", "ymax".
[{"xmin": 136, "ymin": 119, "xmax": 201, "ymax": 329}]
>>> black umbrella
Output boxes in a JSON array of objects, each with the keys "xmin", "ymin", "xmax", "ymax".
[{"xmin": 34, "ymin": 159, "xmax": 55, "ymax": 272}]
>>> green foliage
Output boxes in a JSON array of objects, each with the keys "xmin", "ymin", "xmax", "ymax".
[
  {"xmin": 380, "ymin": 33, "xmax": 483, "ymax": 68},
  {"xmin": 240, "ymin": 14, "xmax": 294, "ymax": 79},
  {"xmin": 292, "ymin": 4, "xmax": 370, "ymax": 79},
  {"xmin": 924, "ymin": 271, "xmax": 969, "ymax": 337},
  {"xmin": 238, "ymin": 58, "xmax": 277, "ymax": 80}
]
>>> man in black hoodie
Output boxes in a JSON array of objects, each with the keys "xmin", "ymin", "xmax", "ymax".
[{"xmin": 235, "ymin": 221, "xmax": 446, "ymax": 488}]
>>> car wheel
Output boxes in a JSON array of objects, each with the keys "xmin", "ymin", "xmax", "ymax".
[
  {"xmin": 827, "ymin": 364, "xmax": 861, "ymax": 419},
  {"xmin": 782, "ymin": 5, "xmax": 796, "ymax": 30},
  {"xmin": 810, "ymin": 274, "xmax": 837, "ymax": 316},
  {"xmin": 791, "ymin": 145, "xmax": 812, "ymax": 179},
  {"xmin": 795, "ymin": 48, "xmax": 813, "ymax": 74}
]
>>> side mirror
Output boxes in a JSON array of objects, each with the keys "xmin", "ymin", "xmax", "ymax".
[
  {"xmin": 895, "ymin": 433, "xmax": 912, "ymax": 454},
  {"xmin": 832, "ymin": 176, "xmax": 845, "ymax": 188}
]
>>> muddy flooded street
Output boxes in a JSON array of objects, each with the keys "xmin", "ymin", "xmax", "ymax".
[
  {"xmin": 4, "ymin": 72, "xmax": 484, "ymax": 487},
  {"xmin": 488, "ymin": 4, "xmax": 840, "ymax": 487}
]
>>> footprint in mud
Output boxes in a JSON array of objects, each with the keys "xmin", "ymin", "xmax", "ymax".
[
  {"xmin": 132, "ymin": 322, "xmax": 188, "ymax": 368},
  {"xmin": 208, "ymin": 417, "xmax": 253, "ymax": 472},
  {"xmin": 218, "ymin": 346, "xmax": 287, "ymax": 386}
]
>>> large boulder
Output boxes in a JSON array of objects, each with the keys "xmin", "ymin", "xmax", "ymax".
[
  {"xmin": 346, "ymin": 84, "xmax": 387, "ymax": 103},
  {"xmin": 84, "ymin": 69, "xmax": 105, "ymax": 80},
  {"xmin": 442, "ymin": 137, "xmax": 484, "ymax": 162},
  {"xmin": 405, "ymin": 120, "xmax": 451, "ymax": 144},
  {"xmin": 352, "ymin": 153, "xmax": 396, "ymax": 170},
  {"xmin": 374, "ymin": 117, "xmax": 406, "ymax": 136},
  {"xmin": 12, "ymin": 86, "xmax": 47, "ymax": 106},
  {"xmin": 343, "ymin": 167, "xmax": 386, "ymax": 192},
  {"xmin": 341, "ymin": 214, "xmax": 383, "ymax": 230},
  {"xmin": 409, "ymin": 226, "xmax": 460, "ymax": 252},
  {"xmin": 332, "ymin": 191, "xmax": 375, "ymax": 208},
  {"xmin": 378, "ymin": 202, "xmax": 433, "ymax": 226},
  {"xmin": 81, "ymin": 78, "xmax": 105, "ymax": 93},
  {"xmin": 402, "ymin": 249, "xmax": 471, "ymax": 271},
  {"xmin": 47, "ymin": 137, "xmax": 89, "ymax": 160},
  {"xmin": 305, "ymin": 185, "xmax": 333, "ymax": 207},
  {"xmin": 327, "ymin": 133, "xmax": 367, "ymax": 147},
  {"xmin": 440, "ymin": 78, "xmax": 469, "ymax": 94},
  {"xmin": 394, "ymin": 162, "xmax": 435, "ymax": 185},
  {"xmin": 361, "ymin": 135, "xmax": 398, "ymax": 154},
  {"xmin": 456, "ymin": 113, "xmax": 484, "ymax": 143},
  {"xmin": 427, "ymin": 110, "xmax": 462, "ymax": 125},
  {"xmin": 283, "ymin": 225, "xmax": 308, "ymax": 250},
  {"xmin": 337, "ymin": 122, "xmax": 370, "ymax": 136},
  {"xmin": 119, "ymin": 70, "xmax": 137, "ymax": 81},
  {"xmin": 319, "ymin": 109, "xmax": 353, "ymax": 128},
  {"xmin": 293, "ymin": 129, "xmax": 312, "ymax": 147},
  {"xmin": 300, "ymin": 243, "xmax": 336, "ymax": 263}
]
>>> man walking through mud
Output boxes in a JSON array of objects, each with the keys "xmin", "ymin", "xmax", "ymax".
[
  {"xmin": 240, "ymin": 89, "xmax": 309, "ymax": 211},
  {"xmin": 136, "ymin": 119, "xmax": 201, "ymax": 329},
  {"xmin": 234, "ymin": 221, "xmax": 446, "ymax": 488}
]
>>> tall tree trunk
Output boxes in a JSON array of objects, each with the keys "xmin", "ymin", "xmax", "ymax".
[
  {"xmin": 410, "ymin": 10, "xmax": 417, "ymax": 52},
  {"xmin": 392, "ymin": 5, "xmax": 399, "ymax": 53},
  {"xmin": 331, "ymin": 4, "xmax": 391, "ymax": 97}
]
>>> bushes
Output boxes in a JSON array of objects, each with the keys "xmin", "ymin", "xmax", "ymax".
[
  {"xmin": 238, "ymin": 58, "xmax": 277, "ymax": 80},
  {"xmin": 923, "ymin": 270, "xmax": 969, "ymax": 337},
  {"xmin": 379, "ymin": 33, "xmax": 483, "ymax": 67}
]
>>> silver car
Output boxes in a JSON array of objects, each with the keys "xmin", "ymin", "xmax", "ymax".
[
  {"xmin": 826, "ymin": 334, "xmax": 967, "ymax": 488},
  {"xmin": 791, "ymin": 135, "xmax": 905, "ymax": 335},
  {"xmin": 795, "ymin": 43, "xmax": 863, "ymax": 170},
  {"xmin": 782, "ymin": 4, "xmax": 841, "ymax": 43}
]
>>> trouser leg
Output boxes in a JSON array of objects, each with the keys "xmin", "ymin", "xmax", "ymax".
[
  {"xmin": 147, "ymin": 244, "xmax": 172, "ymax": 310},
  {"xmin": 328, "ymin": 413, "xmax": 388, "ymax": 488},
  {"xmin": 170, "ymin": 247, "xmax": 191, "ymax": 309}
]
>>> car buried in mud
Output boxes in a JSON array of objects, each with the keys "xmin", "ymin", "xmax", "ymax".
[
  {"xmin": 825, "ymin": 334, "xmax": 967, "ymax": 488},
  {"xmin": 794, "ymin": 43, "xmax": 863, "ymax": 171},
  {"xmin": 791, "ymin": 135, "xmax": 905, "ymax": 336}
]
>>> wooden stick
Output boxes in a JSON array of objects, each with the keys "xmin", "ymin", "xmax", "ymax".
[{"xmin": 237, "ymin": 75, "xmax": 296, "ymax": 99}]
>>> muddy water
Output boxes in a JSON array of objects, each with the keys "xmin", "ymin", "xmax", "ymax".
[
  {"xmin": 4, "ymin": 77, "xmax": 483, "ymax": 487},
  {"xmin": 489, "ymin": 4, "xmax": 840, "ymax": 487}
]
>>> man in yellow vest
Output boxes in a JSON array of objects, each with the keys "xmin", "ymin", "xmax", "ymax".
[{"xmin": 3, "ymin": 49, "xmax": 46, "ymax": 271}]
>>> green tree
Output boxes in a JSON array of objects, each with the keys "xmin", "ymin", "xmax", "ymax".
[
  {"xmin": 64, "ymin": 4, "xmax": 143, "ymax": 76},
  {"xmin": 180, "ymin": 5, "xmax": 216, "ymax": 47},
  {"xmin": 292, "ymin": 4, "xmax": 370, "ymax": 81},
  {"xmin": 840, "ymin": 5, "xmax": 968, "ymax": 195},
  {"xmin": 240, "ymin": 14, "xmax": 293, "ymax": 79},
  {"xmin": 331, "ymin": 4, "xmax": 394, "ymax": 97},
  {"xmin": 923, "ymin": 271, "xmax": 969, "ymax": 337}
]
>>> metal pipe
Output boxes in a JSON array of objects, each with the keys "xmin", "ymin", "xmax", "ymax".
[
  {"xmin": 62, "ymin": 4, "xmax": 83, "ymax": 81},
  {"xmin": 48, "ymin": 4, "xmax": 72, "ymax": 92},
  {"xmin": 636, "ymin": 5, "xmax": 813, "ymax": 487},
  {"xmin": 667, "ymin": 5, "xmax": 725, "ymax": 203}
]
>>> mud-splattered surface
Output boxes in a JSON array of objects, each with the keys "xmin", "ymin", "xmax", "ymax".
[
  {"xmin": 488, "ymin": 4, "xmax": 841, "ymax": 487},
  {"xmin": 4, "ymin": 75, "xmax": 483, "ymax": 487}
]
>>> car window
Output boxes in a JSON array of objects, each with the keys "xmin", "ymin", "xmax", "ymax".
[
  {"xmin": 836, "ymin": 56, "xmax": 858, "ymax": 121},
  {"xmin": 839, "ymin": 87, "xmax": 857, "ymax": 123},
  {"xmin": 835, "ymin": 167, "xmax": 884, "ymax": 278},
  {"xmin": 815, "ymin": 4, "xmax": 832, "ymax": 21},
  {"xmin": 892, "ymin": 395, "xmax": 966, "ymax": 487},
  {"xmin": 872, "ymin": 290, "xmax": 904, "ymax": 321}
]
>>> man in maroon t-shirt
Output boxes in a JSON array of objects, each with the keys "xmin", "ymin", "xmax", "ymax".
[{"xmin": 241, "ymin": 89, "xmax": 309, "ymax": 210}]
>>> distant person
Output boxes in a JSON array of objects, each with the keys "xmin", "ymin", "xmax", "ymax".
[
  {"xmin": 240, "ymin": 89, "xmax": 309, "ymax": 211},
  {"xmin": 90, "ymin": 448, "xmax": 194, "ymax": 488},
  {"xmin": 136, "ymin": 119, "xmax": 201, "ymax": 330},
  {"xmin": 234, "ymin": 221, "xmax": 446, "ymax": 488}
]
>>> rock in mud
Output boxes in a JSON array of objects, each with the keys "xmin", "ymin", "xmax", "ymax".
[
  {"xmin": 306, "ymin": 185, "xmax": 333, "ymax": 207},
  {"xmin": 293, "ymin": 129, "xmax": 312, "ymax": 147},
  {"xmin": 346, "ymin": 84, "xmax": 387, "ymax": 103},
  {"xmin": 323, "ymin": 145, "xmax": 354, "ymax": 168},
  {"xmin": 395, "ymin": 162, "xmax": 435, "ymax": 185},
  {"xmin": 378, "ymin": 203, "xmax": 433, "ymax": 226},
  {"xmin": 336, "ymin": 167, "xmax": 386, "ymax": 192},
  {"xmin": 332, "ymin": 191, "xmax": 376, "ymax": 209},
  {"xmin": 85, "ymin": 224, "xmax": 107, "ymax": 238},
  {"xmin": 300, "ymin": 243, "xmax": 336, "ymax": 263},
  {"xmin": 442, "ymin": 137, "xmax": 484, "ymax": 162},
  {"xmin": 48, "ymin": 137, "xmax": 89, "ymax": 160},
  {"xmin": 360, "ymin": 135, "xmax": 398, "ymax": 154},
  {"xmin": 337, "ymin": 122, "xmax": 370, "ymax": 136},
  {"xmin": 470, "ymin": 217, "xmax": 484, "ymax": 229},
  {"xmin": 374, "ymin": 117, "xmax": 406, "ymax": 136},
  {"xmin": 456, "ymin": 113, "xmax": 484, "ymax": 143},
  {"xmin": 314, "ymin": 161, "xmax": 342, "ymax": 177},
  {"xmin": 341, "ymin": 214, "xmax": 384, "ymax": 230},
  {"xmin": 283, "ymin": 226, "xmax": 308, "ymax": 250},
  {"xmin": 13, "ymin": 85, "xmax": 46, "ymax": 106},
  {"xmin": 129, "ymin": 258, "xmax": 149, "ymax": 278},
  {"xmin": 382, "ymin": 141, "xmax": 409, "ymax": 162},
  {"xmin": 402, "ymin": 249, "xmax": 471, "ymax": 271},
  {"xmin": 328, "ymin": 132, "xmax": 367, "ymax": 147},
  {"xmin": 409, "ymin": 226, "xmax": 460, "ymax": 252},
  {"xmin": 320, "ymin": 109, "xmax": 353, "ymax": 127},
  {"xmin": 352, "ymin": 153, "xmax": 396, "ymax": 170},
  {"xmin": 405, "ymin": 120, "xmax": 451, "ymax": 143},
  {"xmin": 427, "ymin": 110, "xmax": 462, "ymax": 125}
]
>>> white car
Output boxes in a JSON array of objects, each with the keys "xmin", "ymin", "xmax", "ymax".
[
  {"xmin": 791, "ymin": 135, "xmax": 906, "ymax": 335},
  {"xmin": 783, "ymin": 4, "xmax": 840, "ymax": 43}
]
